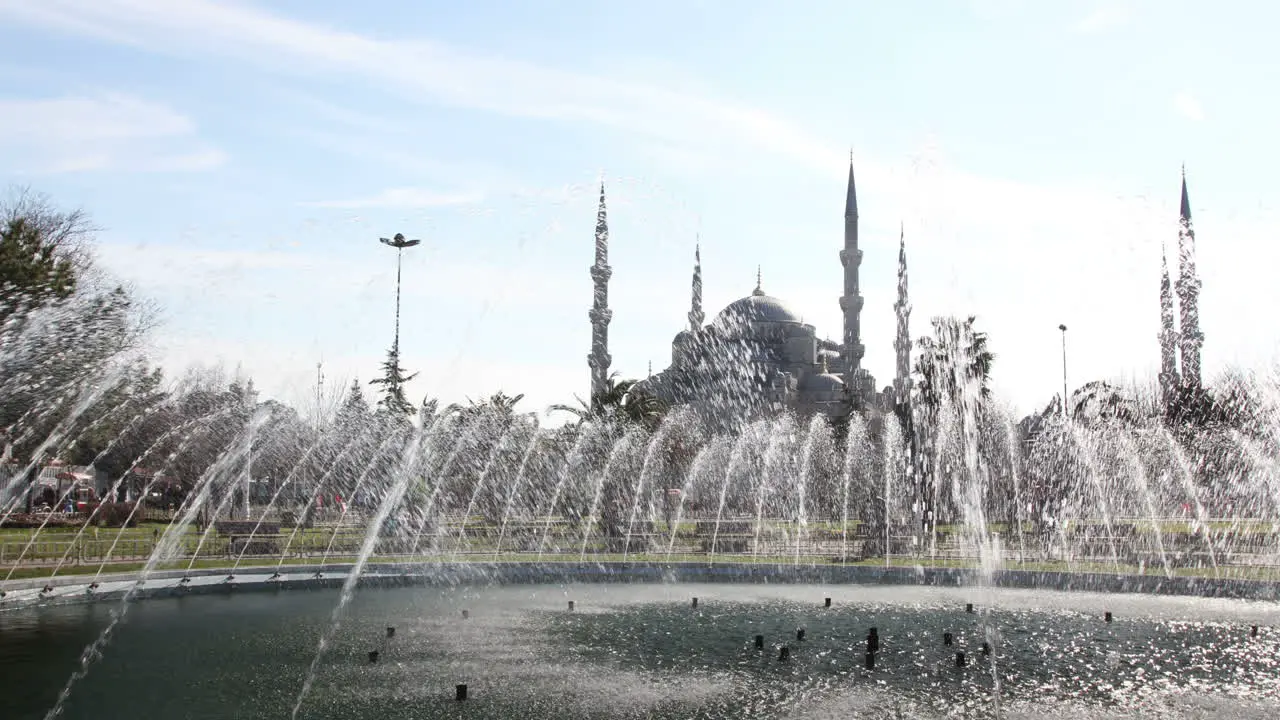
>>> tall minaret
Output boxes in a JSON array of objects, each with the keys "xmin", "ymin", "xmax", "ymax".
[
  {"xmin": 893, "ymin": 224, "xmax": 912, "ymax": 407},
  {"xmin": 838, "ymin": 153, "xmax": 866, "ymax": 401},
  {"xmin": 1175, "ymin": 167, "xmax": 1204, "ymax": 389},
  {"xmin": 688, "ymin": 241, "xmax": 704, "ymax": 332},
  {"xmin": 588, "ymin": 183, "xmax": 613, "ymax": 400},
  {"xmin": 1158, "ymin": 242, "xmax": 1180, "ymax": 410}
]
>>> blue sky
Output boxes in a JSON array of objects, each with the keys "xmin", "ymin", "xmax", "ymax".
[{"xmin": 1, "ymin": 0, "xmax": 1278, "ymax": 420}]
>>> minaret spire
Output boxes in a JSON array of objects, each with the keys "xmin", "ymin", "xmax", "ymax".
[
  {"xmin": 839, "ymin": 154, "xmax": 866, "ymax": 405},
  {"xmin": 1175, "ymin": 168, "xmax": 1203, "ymax": 390},
  {"xmin": 1158, "ymin": 241, "xmax": 1180, "ymax": 411},
  {"xmin": 688, "ymin": 240, "xmax": 704, "ymax": 331},
  {"xmin": 588, "ymin": 182, "xmax": 613, "ymax": 400},
  {"xmin": 893, "ymin": 224, "xmax": 912, "ymax": 407}
]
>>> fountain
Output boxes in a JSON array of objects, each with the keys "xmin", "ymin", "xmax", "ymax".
[{"xmin": 3, "ymin": 303, "xmax": 1280, "ymax": 719}]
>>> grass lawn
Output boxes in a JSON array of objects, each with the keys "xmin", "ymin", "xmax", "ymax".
[{"xmin": 4, "ymin": 550, "xmax": 1279, "ymax": 584}]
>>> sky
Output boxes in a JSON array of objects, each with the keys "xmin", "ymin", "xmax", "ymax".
[{"xmin": 1, "ymin": 0, "xmax": 1278, "ymax": 422}]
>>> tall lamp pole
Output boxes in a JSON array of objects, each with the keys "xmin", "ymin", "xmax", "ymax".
[
  {"xmin": 1058, "ymin": 324, "xmax": 1068, "ymax": 417},
  {"xmin": 379, "ymin": 233, "xmax": 421, "ymax": 353}
]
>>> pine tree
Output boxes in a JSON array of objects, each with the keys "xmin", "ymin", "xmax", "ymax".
[
  {"xmin": 369, "ymin": 343, "xmax": 417, "ymax": 416},
  {"xmin": 336, "ymin": 378, "xmax": 371, "ymax": 428}
]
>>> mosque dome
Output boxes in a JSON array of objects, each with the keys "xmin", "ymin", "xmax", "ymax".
[{"xmin": 713, "ymin": 272, "xmax": 804, "ymax": 328}]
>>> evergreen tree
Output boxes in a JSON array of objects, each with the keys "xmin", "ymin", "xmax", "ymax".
[
  {"xmin": 0, "ymin": 190, "xmax": 86, "ymax": 324},
  {"xmin": 369, "ymin": 344, "xmax": 417, "ymax": 416},
  {"xmin": 336, "ymin": 378, "xmax": 371, "ymax": 428}
]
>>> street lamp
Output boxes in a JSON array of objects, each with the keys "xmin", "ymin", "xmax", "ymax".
[
  {"xmin": 1058, "ymin": 324, "xmax": 1068, "ymax": 417},
  {"xmin": 379, "ymin": 233, "xmax": 421, "ymax": 353}
]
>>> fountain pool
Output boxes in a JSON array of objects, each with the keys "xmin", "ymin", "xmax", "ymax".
[{"xmin": 2, "ymin": 580, "xmax": 1278, "ymax": 719}]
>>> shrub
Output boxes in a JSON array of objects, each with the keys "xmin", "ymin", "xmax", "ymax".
[{"xmin": 93, "ymin": 502, "xmax": 137, "ymax": 528}]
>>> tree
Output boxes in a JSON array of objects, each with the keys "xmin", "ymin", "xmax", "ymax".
[
  {"xmin": 911, "ymin": 315, "xmax": 996, "ymax": 530},
  {"xmin": 336, "ymin": 379, "xmax": 372, "ymax": 429},
  {"xmin": 551, "ymin": 373, "xmax": 666, "ymax": 431},
  {"xmin": 0, "ymin": 191, "xmax": 154, "ymax": 512},
  {"xmin": 914, "ymin": 315, "xmax": 995, "ymax": 412},
  {"xmin": 369, "ymin": 345, "xmax": 417, "ymax": 416},
  {"xmin": 0, "ymin": 187, "xmax": 90, "ymax": 325}
]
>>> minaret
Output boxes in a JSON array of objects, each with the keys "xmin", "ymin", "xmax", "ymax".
[
  {"xmin": 1158, "ymin": 242, "xmax": 1180, "ymax": 410},
  {"xmin": 688, "ymin": 241, "xmax": 704, "ymax": 331},
  {"xmin": 838, "ymin": 153, "xmax": 866, "ymax": 402},
  {"xmin": 1175, "ymin": 167, "xmax": 1204, "ymax": 389},
  {"xmin": 893, "ymin": 224, "xmax": 912, "ymax": 407},
  {"xmin": 588, "ymin": 183, "xmax": 613, "ymax": 400}
]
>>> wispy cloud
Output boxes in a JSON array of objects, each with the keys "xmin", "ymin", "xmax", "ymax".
[
  {"xmin": 301, "ymin": 187, "xmax": 484, "ymax": 210},
  {"xmin": 0, "ymin": 0, "xmax": 838, "ymax": 171},
  {"xmin": 1174, "ymin": 91, "xmax": 1205, "ymax": 122},
  {"xmin": 0, "ymin": 92, "xmax": 224, "ymax": 174},
  {"xmin": 1072, "ymin": 4, "xmax": 1132, "ymax": 34}
]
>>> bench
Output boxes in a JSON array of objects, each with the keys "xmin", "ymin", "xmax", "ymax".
[
  {"xmin": 214, "ymin": 521, "xmax": 281, "ymax": 536},
  {"xmin": 215, "ymin": 521, "xmax": 283, "ymax": 556},
  {"xmin": 228, "ymin": 534, "xmax": 284, "ymax": 556}
]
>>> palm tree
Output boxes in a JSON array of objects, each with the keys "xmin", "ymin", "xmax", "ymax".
[
  {"xmin": 914, "ymin": 315, "xmax": 995, "ymax": 412},
  {"xmin": 912, "ymin": 315, "xmax": 995, "ymax": 533},
  {"xmin": 550, "ymin": 373, "xmax": 666, "ymax": 431}
]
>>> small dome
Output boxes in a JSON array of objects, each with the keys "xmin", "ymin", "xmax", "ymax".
[
  {"xmin": 800, "ymin": 373, "xmax": 845, "ymax": 392},
  {"xmin": 714, "ymin": 294, "xmax": 804, "ymax": 327}
]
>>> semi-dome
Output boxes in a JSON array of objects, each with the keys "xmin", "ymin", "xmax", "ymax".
[{"xmin": 800, "ymin": 373, "xmax": 845, "ymax": 392}]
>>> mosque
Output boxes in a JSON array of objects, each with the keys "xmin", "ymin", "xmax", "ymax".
[
  {"xmin": 584, "ymin": 156, "xmax": 1206, "ymax": 431},
  {"xmin": 584, "ymin": 157, "xmax": 913, "ymax": 430}
]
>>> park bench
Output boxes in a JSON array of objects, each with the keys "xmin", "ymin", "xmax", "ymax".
[{"xmin": 214, "ymin": 520, "xmax": 282, "ymax": 556}]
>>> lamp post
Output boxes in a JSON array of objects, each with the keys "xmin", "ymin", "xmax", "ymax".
[
  {"xmin": 379, "ymin": 233, "xmax": 421, "ymax": 354},
  {"xmin": 1058, "ymin": 324, "xmax": 1068, "ymax": 416}
]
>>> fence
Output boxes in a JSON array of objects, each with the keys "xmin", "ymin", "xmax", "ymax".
[{"xmin": 2, "ymin": 515, "xmax": 1278, "ymax": 573}]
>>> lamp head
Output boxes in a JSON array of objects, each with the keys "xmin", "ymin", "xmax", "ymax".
[{"xmin": 379, "ymin": 234, "xmax": 422, "ymax": 249}]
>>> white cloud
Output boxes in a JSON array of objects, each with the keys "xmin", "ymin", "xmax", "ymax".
[
  {"xmin": 0, "ymin": 0, "xmax": 838, "ymax": 172},
  {"xmin": 1072, "ymin": 5, "xmax": 1132, "ymax": 34},
  {"xmin": 0, "ymin": 93, "xmax": 224, "ymax": 173},
  {"xmin": 1174, "ymin": 91, "xmax": 1205, "ymax": 122},
  {"xmin": 301, "ymin": 187, "xmax": 484, "ymax": 210}
]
